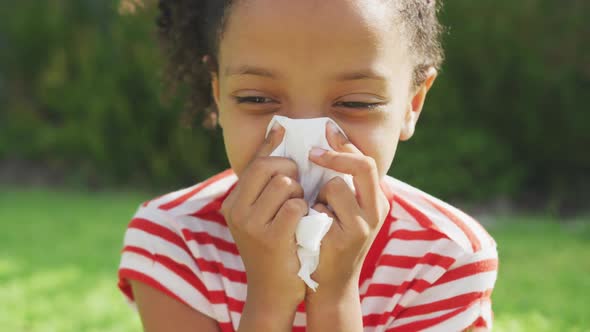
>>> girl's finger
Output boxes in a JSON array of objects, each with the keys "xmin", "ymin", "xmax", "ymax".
[
  {"xmin": 253, "ymin": 174, "xmax": 304, "ymax": 224},
  {"xmin": 237, "ymin": 156, "xmax": 299, "ymax": 209},
  {"xmin": 271, "ymin": 198, "xmax": 308, "ymax": 238},
  {"xmin": 316, "ymin": 176, "xmax": 364, "ymax": 230},
  {"xmin": 309, "ymin": 149, "xmax": 379, "ymax": 221},
  {"xmin": 312, "ymin": 202, "xmax": 335, "ymax": 219},
  {"xmin": 325, "ymin": 120, "xmax": 362, "ymax": 155},
  {"xmin": 256, "ymin": 121, "xmax": 285, "ymax": 158}
]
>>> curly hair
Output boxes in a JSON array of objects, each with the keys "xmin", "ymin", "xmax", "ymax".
[{"xmin": 124, "ymin": 0, "xmax": 445, "ymax": 129}]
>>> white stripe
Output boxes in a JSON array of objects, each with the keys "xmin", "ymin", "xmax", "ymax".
[
  {"xmin": 230, "ymin": 311, "xmax": 241, "ymax": 331},
  {"xmin": 165, "ymin": 174, "xmax": 238, "ymax": 215},
  {"xmin": 370, "ymin": 264, "xmax": 446, "ymax": 287},
  {"xmin": 185, "ymin": 241, "xmax": 245, "ymax": 271},
  {"xmin": 143, "ymin": 184, "xmax": 203, "ymax": 209},
  {"xmin": 448, "ymin": 245, "xmax": 497, "ymax": 270},
  {"xmin": 432, "ymin": 198, "xmax": 495, "ymax": 249},
  {"xmin": 393, "ymin": 175, "xmax": 495, "ymax": 251},
  {"xmin": 404, "ymin": 193, "xmax": 473, "ymax": 253},
  {"xmin": 388, "ymin": 177, "xmax": 487, "ymax": 252},
  {"xmin": 178, "ymin": 214, "xmax": 235, "ymax": 244},
  {"xmin": 119, "ymin": 251, "xmax": 227, "ymax": 322},
  {"xmin": 383, "ymin": 308, "xmax": 456, "ymax": 329},
  {"xmin": 479, "ymin": 297, "xmax": 492, "ymax": 330},
  {"xmin": 361, "ymin": 260, "xmax": 449, "ymax": 317},
  {"xmin": 294, "ymin": 311, "xmax": 307, "ymax": 326},
  {"xmin": 390, "ymin": 200, "xmax": 420, "ymax": 225},
  {"xmin": 383, "ymin": 238, "xmax": 457, "ymax": 257},
  {"xmin": 202, "ymin": 271, "xmax": 247, "ymax": 300},
  {"xmin": 401, "ymin": 271, "xmax": 496, "ymax": 307},
  {"xmin": 421, "ymin": 300, "xmax": 483, "ymax": 332},
  {"xmin": 124, "ymin": 228, "xmax": 248, "ymax": 299},
  {"xmin": 359, "ymin": 278, "xmax": 371, "ymax": 294},
  {"xmin": 130, "ymin": 207, "xmax": 246, "ymax": 271}
]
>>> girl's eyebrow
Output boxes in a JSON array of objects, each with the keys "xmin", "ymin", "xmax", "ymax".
[
  {"xmin": 225, "ymin": 65, "xmax": 387, "ymax": 82},
  {"xmin": 225, "ymin": 65, "xmax": 279, "ymax": 79}
]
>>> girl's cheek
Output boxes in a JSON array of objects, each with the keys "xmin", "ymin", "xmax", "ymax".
[{"xmin": 223, "ymin": 115, "xmax": 273, "ymax": 175}]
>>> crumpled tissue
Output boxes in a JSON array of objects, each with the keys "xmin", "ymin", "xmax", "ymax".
[{"xmin": 263, "ymin": 115, "xmax": 355, "ymax": 291}]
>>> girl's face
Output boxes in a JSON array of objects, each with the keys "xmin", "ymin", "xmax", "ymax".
[{"xmin": 211, "ymin": 0, "xmax": 436, "ymax": 179}]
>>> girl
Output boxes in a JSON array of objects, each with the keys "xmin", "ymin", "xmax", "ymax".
[{"xmin": 117, "ymin": 0, "xmax": 498, "ymax": 331}]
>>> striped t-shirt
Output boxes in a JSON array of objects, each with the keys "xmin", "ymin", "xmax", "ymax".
[{"xmin": 118, "ymin": 168, "xmax": 498, "ymax": 331}]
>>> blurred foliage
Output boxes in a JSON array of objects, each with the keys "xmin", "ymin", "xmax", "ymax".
[{"xmin": 0, "ymin": 0, "xmax": 588, "ymax": 206}]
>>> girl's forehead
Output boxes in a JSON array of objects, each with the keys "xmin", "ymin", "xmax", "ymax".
[
  {"xmin": 225, "ymin": 0, "xmax": 398, "ymax": 43},
  {"xmin": 220, "ymin": 0, "xmax": 411, "ymax": 80}
]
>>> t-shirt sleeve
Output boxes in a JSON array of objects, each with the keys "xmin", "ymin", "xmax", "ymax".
[
  {"xmin": 117, "ymin": 204, "xmax": 216, "ymax": 319},
  {"xmin": 385, "ymin": 242, "xmax": 498, "ymax": 332}
]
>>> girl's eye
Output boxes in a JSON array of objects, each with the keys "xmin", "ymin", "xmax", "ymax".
[
  {"xmin": 336, "ymin": 101, "xmax": 384, "ymax": 110},
  {"xmin": 233, "ymin": 96, "xmax": 276, "ymax": 104},
  {"xmin": 233, "ymin": 96, "xmax": 384, "ymax": 110}
]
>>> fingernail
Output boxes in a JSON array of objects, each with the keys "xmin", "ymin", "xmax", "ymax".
[
  {"xmin": 271, "ymin": 122, "xmax": 282, "ymax": 133},
  {"xmin": 310, "ymin": 147, "xmax": 327, "ymax": 158},
  {"xmin": 327, "ymin": 121, "xmax": 339, "ymax": 135}
]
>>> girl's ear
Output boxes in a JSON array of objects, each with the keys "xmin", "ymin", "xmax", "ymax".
[
  {"xmin": 400, "ymin": 67, "xmax": 437, "ymax": 141},
  {"xmin": 203, "ymin": 55, "xmax": 223, "ymax": 128}
]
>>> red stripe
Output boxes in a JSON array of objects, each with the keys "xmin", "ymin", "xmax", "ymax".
[
  {"xmin": 379, "ymin": 253, "xmax": 456, "ymax": 269},
  {"xmin": 127, "ymin": 215, "xmax": 247, "ymax": 287},
  {"xmin": 360, "ymin": 214, "xmax": 395, "ymax": 285},
  {"xmin": 390, "ymin": 229, "xmax": 448, "ymax": 241},
  {"xmin": 387, "ymin": 304, "xmax": 471, "ymax": 331},
  {"xmin": 218, "ymin": 322, "xmax": 234, "ymax": 332},
  {"xmin": 379, "ymin": 177, "xmax": 395, "ymax": 203},
  {"xmin": 362, "ymin": 278, "xmax": 431, "ymax": 299},
  {"xmin": 122, "ymin": 245, "xmax": 212, "ymax": 302},
  {"xmin": 394, "ymin": 289, "xmax": 493, "ymax": 319},
  {"xmin": 363, "ymin": 313, "xmax": 384, "ymax": 327},
  {"xmin": 358, "ymin": 176, "xmax": 397, "ymax": 285},
  {"xmin": 393, "ymin": 195, "xmax": 442, "ymax": 232},
  {"xmin": 123, "ymin": 223, "xmax": 246, "ymax": 283},
  {"xmin": 190, "ymin": 181, "xmax": 238, "ymax": 225},
  {"xmin": 365, "ymin": 289, "xmax": 491, "ymax": 327},
  {"xmin": 131, "ymin": 215, "xmax": 239, "ymax": 258},
  {"xmin": 433, "ymin": 259, "xmax": 498, "ymax": 287},
  {"xmin": 122, "ymin": 245, "xmax": 248, "ymax": 313},
  {"xmin": 462, "ymin": 316, "xmax": 488, "ymax": 331},
  {"xmin": 159, "ymin": 169, "xmax": 235, "ymax": 211},
  {"xmin": 184, "ymin": 230, "xmax": 240, "ymax": 255},
  {"xmin": 125, "ymin": 246, "xmax": 244, "ymax": 313},
  {"xmin": 128, "ymin": 217, "xmax": 192, "ymax": 254},
  {"xmin": 423, "ymin": 197, "xmax": 482, "ymax": 252},
  {"xmin": 195, "ymin": 257, "xmax": 247, "ymax": 283},
  {"xmin": 118, "ymin": 268, "xmax": 195, "ymax": 308}
]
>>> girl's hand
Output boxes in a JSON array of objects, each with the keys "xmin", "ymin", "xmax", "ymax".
[
  {"xmin": 220, "ymin": 123, "xmax": 308, "ymax": 308},
  {"xmin": 306, "ymin": 121, "xmax": 391, "ymax": 299}
]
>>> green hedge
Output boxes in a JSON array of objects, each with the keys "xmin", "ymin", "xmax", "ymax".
[{"xmin": 1, "ymin": 1, "xmax": 588, "ymax": 206}]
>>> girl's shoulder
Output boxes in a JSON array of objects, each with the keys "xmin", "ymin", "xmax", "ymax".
[
  {"xmin": 381, "ymin": 174, "xmax": 497, "ymax": 254},
  {"xmin": 139, "ymin": 168, "xmax": 238, "ymax": 217},
  {"xmin": 117, "ymin": 168, "xmax": 243, "ymax": 326}
]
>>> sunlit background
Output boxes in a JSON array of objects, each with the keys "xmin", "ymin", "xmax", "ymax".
[{"xmin": 1, "ymin": 1, "xmax": 589, "ymax": 331}]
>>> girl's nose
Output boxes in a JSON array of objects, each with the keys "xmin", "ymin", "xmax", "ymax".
[{"xmin": 282, "ymin": 105, "xmax": 327, "ymax": 119}]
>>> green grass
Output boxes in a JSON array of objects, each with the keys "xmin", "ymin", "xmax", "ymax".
[{"xmin": 1, "ymin": 188, "xmax": 589, "ymax": 331}]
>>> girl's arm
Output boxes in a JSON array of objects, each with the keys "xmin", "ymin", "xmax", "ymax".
[
  {"xmin": 305, "ymin": 282, "xmax": 364, "ymax": 332},
  {"xmin": 131, "ymin": 280, "xmax": 221, "ymax": 332},
  {"xmin": 132, "ymin": 280, "xmax": 299, "ymax": 332}
]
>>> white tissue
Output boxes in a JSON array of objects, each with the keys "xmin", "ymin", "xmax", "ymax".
[{"xmin": 264, "ymin": 115, "xmax": 355, "ymax": 291}]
